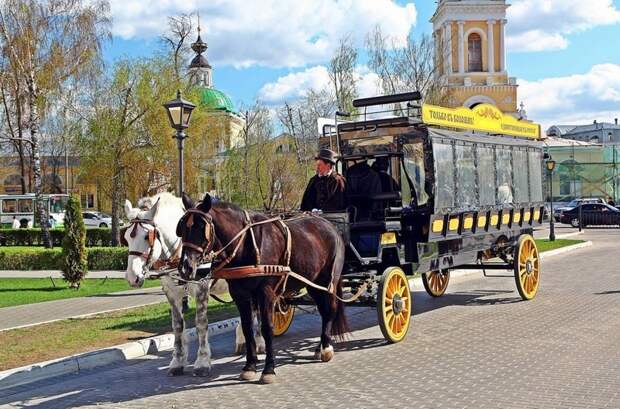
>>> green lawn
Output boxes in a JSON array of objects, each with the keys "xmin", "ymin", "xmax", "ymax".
[
  {"xmin": 0, "ymin": 278, "xmax": 160, "ymax": 308},
  {"xmin": 0, "ymin": 299, "xmax": 239, "ymax": 371},
  {"xmin": 535, "ymin": 239, "xmax": 584, "ymax": 253}
]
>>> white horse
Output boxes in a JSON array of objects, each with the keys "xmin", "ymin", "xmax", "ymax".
[{"xmin": 123, "ymin": 192, "xmax": 263, "ymax": 377}]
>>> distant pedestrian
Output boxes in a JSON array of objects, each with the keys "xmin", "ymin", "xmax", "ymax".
[{"xmin": 11, "ymin": 216, "xmax": 19, "ymax": 229}]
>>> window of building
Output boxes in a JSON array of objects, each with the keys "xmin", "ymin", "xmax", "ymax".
[
  {"xmin": 468, "ymin": 33, "xmax": 483, "ymax": 72},
  {"xmin": 80, "ymin": 193, "xmax": 94, "ymax": 209}
]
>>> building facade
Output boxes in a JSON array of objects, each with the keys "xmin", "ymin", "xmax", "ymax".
[
  {"xmin": 187, "ymin": 22, "xmax": 245, "ymax": 196},
  {"xmin": 547, "ymin": 120, "xmax": 620, "ymax": 144},
  {"xmin": 431, "ymin": 0, "xmax": 518, "ymax": 114},
  {"xmin": 0, "ymin": 155, "xmax": 98, "ymax": 209}
]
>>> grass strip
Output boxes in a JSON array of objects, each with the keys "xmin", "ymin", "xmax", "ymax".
[
  {"xmin": 0, "ymin": 278, "xmax": 160, "ymax": 308},
  {"xmin": 0, "ymin": 299, "xmax": 238, "ymax": 371}
]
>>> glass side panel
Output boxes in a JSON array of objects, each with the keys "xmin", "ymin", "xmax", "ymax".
[
  {"xmin": 529, "ymin": 150, "xmax": 543, "ymax": 202},
  {"xmin": 477, "ymin": 145, "xmax": 495, "ymax": 206},
  {"xmin": 513, "ymin": 149, "xmax": 530, "ymax": 203},
  {"xmin": 18, "ymin": 199, "xmax": 33, "ymax": 213},
  {"xmin": 2, "ymin": 199, "xmax": 16, "ymax": 213},
  {"xmin": 433, "ymin": 142, "xmax": 455, "ymax": 209},
  {"xmin": 455, "ymin": 144, "xmax": 477, "ymax": 208},
  {"xmin": 402, "ymin": 142, "xmax": 429, "ymax": 206},
  {"xmin": 496, "ymin": 148, "xmax": 513, "ymax": 205}
]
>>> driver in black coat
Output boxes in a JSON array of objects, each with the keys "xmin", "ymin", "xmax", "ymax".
[{"xmin": 300, "ymin": 149, "xmax": 346, "ymax": 212}]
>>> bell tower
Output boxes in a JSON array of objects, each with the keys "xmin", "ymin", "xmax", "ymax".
[{"xmin": 431, "ymin": 0, "xmax": 517, "ymax": 114}]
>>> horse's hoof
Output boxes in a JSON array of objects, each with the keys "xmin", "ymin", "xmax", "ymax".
[
  {"xmin": 259, "ymin": 373, "xmax": 276, "ymax": 384},
  {"xmin": 240, "ymin": 370, "xmax": 256, "ymax": 381},
  {"xmin": 313, "ymin": 350, "xmax": 321, "ymax": 360},
  {"xmin": 167, "ymin": 367, "xmax": 184, "ymax": 376},
  {"xmin": 193, "ymin": 367, "xmax": 210, "ymax": 377},
  {"xmin": 234, "ymin": 343, "xmax": 245, "ymax": 355},
  {"xmin": 321, "ymin": 345, "xmax": 334, "ymax": 363}
]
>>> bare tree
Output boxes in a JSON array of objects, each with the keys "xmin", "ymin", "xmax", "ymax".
[
  {"xmin": 0, "ymin": 0, "xmax": 110, "ymax": 247},
  {"xmin": 367, "ymin": 26, "xmax": 449, "ymax": 105},
  {"xmin": 328, "ymin": 36, "xmax": 358, "ymax": 113},
  {"xmin": 161, "ymin": 13, "xmax": 194, "ymax": 82}
]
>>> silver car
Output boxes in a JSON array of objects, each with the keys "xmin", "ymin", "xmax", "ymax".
[{"xmin": 82, "ymin": 211, "xmax": 112, "ymax": 228}]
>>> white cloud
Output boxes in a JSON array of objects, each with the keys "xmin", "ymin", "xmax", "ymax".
[
  {"xmin": 519, "ymin": 64, "xmax": 620, "ymax": 129},
  {"xmin": 258, "ymin": 65, "xmax": 382, "ymax": 104},
  {"xmin": 109, "ymin": 0, "xmax": 416, "ymax": 68},
  {"xmin": 507, "ymin": 0, "xmax": 620, "ymax": 52},
  {"xmin": 259, "ymin": 66, "xmax": 331, "ymax": 102}
]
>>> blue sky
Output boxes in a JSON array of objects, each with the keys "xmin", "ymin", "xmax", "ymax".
[{"xmin": 103, "ymin": 0, "xmax": 620, "ymax": 128}]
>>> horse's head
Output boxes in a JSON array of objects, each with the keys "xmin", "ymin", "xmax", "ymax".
[
  {"xmin": 123, "ymin": 198, "xmax": 167, "ymax": 288},
  {"xmin": 177, "ymin": 192, "xmax": 216, "ymax": 281}
]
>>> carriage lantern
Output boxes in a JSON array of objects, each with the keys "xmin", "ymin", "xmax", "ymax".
[
  {"xmin": 163, "ymin": 90, "xmax": 196, "ymax": 195},
  {"xmin": 545, "ymin": 158, "xmax": 556, "ymax": 241}
]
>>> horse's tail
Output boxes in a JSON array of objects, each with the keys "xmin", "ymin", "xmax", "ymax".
[{"xmin": 330, "ymin": 234, "xmax": 350, "ymax": 341}]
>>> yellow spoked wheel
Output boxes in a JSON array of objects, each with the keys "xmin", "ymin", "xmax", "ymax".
[
  {"xmin": 514, "ymin": 234, "xmax": 540, "ymax": 300},
  {"xmin": 377, "ymin": 267, "xmax": 412, "ymax": 343},
  {"xmin": 273, "ymin": 302, "xmax": 295, "ymax": 337},
  {"xmin": 421, "ymin": 270, "xmax": 450, "ymax": 297}
]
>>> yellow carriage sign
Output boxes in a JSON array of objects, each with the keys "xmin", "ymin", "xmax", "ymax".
[{"xmin": 422, "ymin": 103, "xmax": 541, "ymax": 139}]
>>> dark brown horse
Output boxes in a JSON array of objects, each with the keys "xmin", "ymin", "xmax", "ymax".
[{"xmin": 177, "ymin": 193, "xmax": 349, "ymax": 384}]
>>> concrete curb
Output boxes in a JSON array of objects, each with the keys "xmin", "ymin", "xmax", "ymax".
[
  {"xmin": 0, "ymin": 316, "xmax": 241, "ymax": 392},
  {"xmin": 0, "ymin": 240, "xmax": 593, "ymax": 392}
]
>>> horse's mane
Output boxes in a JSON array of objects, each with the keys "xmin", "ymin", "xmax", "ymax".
[{"xmin": 138, "ymin": 192, "xmax": 182, "ymax": 210}]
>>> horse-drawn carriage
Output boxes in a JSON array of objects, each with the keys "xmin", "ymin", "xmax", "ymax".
[
  {"xmin": 131, "ymin": 91, "xmax": 545, "ymax": 383},
  {"xmin": 277, "ymin": 92, "xmax": 546, "ymax": 343}
]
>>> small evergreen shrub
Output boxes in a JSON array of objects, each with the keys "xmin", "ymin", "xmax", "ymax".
[{"xmin": 61, "ymin": 196, "xmax": 88, "ymax": 288}]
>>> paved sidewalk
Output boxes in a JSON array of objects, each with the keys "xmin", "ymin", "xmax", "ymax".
[
  {"xmin": 0, "ymin": 271, "xmax": 125, "ymax": 279},
  {"xmin": 0, "ymin": 286, "xmax": 166, "ymax": 331},
  {"xmin": 1, "ymin": 229, "xmax": 616, "ymax": 409}
]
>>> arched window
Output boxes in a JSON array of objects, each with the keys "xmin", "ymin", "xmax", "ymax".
[{"xmin": 468, "ymin": 33, "xmax": 482, "ymax": 72}]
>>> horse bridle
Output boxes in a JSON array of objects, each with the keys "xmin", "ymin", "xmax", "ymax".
[
  {"xmin": 127, "ymin": 218, "xmax": 178, "ymax": 271},
  {"xmin": 178, "ymin": 209, "xmax": 217, "ymax": 258}
]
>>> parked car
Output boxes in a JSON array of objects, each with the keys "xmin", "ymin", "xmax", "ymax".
[
  {"xmin": 553, "ymin": 198, "xmax": 606, "ymax": 221},
  {"xmin": 82, "ymin": 211, "xmax": 112, "ymax": 228},
  {"xmin": 558, "ymin": 203, "xmax": 620, "ymax": 227}
]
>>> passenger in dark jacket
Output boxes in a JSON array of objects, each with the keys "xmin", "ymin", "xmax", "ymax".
[
  {"xmin": 300, "ymin": 149, "xmax": 346, "ymax": 212},
  {"xmin": 346, "ymin": 160, "xmax": 383, "ymax": 219}
]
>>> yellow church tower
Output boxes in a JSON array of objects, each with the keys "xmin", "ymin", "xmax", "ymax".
[{"xmin": 431, "ymin": 0, "xmax": 518, "ymax": 114}]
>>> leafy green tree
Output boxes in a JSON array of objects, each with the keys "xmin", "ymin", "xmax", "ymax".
[{"xmin": 61, "ymin": 195, "xmax": 87, "ymax": 288}]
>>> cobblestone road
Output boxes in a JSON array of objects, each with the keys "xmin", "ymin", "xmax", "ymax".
[{"xmin": 1, "ymin": 229, "xmax": 619, "ymax": 409}]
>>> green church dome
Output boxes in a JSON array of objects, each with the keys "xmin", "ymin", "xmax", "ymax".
[{"xmin": 199, "ymin": 87, "xmax": 236, "ymax": 114}]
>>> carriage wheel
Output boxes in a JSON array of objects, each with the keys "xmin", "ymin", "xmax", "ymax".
[
  {"xmin": 422, "ymin": 270, "xmax": 450, "ymax": 297},
  {"xmin": 273, "ymin": 302, "xmax": 295, "ymax": 337},
  {"xmin": 514, "ymin": 234, "xmax": 540, "ymax": 300},
  {"xmin": 377, "ymin": 267, "xmax": 412, "ymax": 343}
]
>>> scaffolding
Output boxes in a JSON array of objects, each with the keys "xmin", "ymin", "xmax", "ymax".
[{"xmin": 545, "ymin": 143, "xmax": 620, "ymax": 203}]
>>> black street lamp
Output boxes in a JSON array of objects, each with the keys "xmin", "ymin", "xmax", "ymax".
[
  {"xmin": 163, "ymin": 90, "xmax": 196, "ymax": 195},
  {"xmin": 546, "ymin": 158, "xmax": 557, "ymax": 241}
]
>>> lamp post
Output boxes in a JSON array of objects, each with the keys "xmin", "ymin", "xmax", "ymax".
[
  {"xmin": 546, "ymin": 158, "xmax": 557, "ymax": 241},
  {"xmin": 163, "ymin": 90, "xmax": 196, "ymax": 195}
]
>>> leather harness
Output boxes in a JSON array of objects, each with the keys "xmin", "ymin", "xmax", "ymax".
[{"xmin": 179, "ymin": 209, "xmax": 368, "ymax": 303}]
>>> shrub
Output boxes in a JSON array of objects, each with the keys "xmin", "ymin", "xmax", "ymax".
[
  {"xmin": 61, "ymin": 197, "xmax": 88, "ymax": 288},
  {"xmin": 0, "ymin": 247, "xmax": 128, "ymax": 270},
  {"xmin": 0, "ymin": 228, "xmax": 113, "ymax": 247}
]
